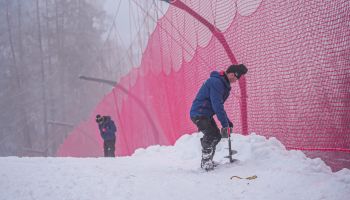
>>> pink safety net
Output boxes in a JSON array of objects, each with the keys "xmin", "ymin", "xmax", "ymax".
[{"xmin": 58, "ymin": 0, "xmax": 350, "ymax": 170}]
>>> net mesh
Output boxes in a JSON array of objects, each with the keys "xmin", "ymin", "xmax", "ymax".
[{"xmin": 58, "ymin": 0, "xmax": 350, "ymax": 170}]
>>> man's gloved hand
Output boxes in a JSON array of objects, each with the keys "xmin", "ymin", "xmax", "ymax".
[
  {"xmin": 221, "ymin": 127, "xmax": 231, "ymax": 138},
  {"xmin": 228, "ymin": 121, "xmax": 234, "ymax": 128}
]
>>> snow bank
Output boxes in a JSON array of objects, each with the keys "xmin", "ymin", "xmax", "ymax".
[{"xmin": 1, "ymin": 133, "xmax": 349, "ymax": 200}]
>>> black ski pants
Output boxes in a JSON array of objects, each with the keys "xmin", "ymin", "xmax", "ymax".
[
  {"xmin": 191, "ymin": 116, "xmax": 222, "ymax": 151},
  {"xmin": 104, "ymin": 139, "xmax": 116, "ymax": 157}
]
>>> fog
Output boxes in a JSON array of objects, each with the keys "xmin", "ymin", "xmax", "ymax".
[{"xmin": 0, "ymin": 0, "xmax": 168, "ymax": 156}]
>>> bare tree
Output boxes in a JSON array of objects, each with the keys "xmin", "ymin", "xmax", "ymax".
[
  {"xmin": 0, "ymin": 0, "xmax": 126, "ymax": 156},
  {"xmin": 36, "ymin": 0, "xmax": 49, "ymax": 155}
]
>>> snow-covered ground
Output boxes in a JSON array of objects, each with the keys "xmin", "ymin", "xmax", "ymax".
[{"xmin": 1, "ymin": 133, "xmax": 350, "ymax": 200}]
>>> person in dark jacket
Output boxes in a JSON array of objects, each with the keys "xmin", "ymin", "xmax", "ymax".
[
  {"xmin": 190, "ymin": 64, "xmax": 248, "ymax": 170},
  {"xmin": 96, "ymin": 114, "xmax": 117, "ymax": 157}
]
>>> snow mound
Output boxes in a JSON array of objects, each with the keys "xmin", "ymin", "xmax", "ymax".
[
  {"xmin": 1, "ymin": 132, "xmax": 349, "ymax": 200},
  {"xmin": 134, "ymin": 132, "xmax": 334, "ymax": 173}
]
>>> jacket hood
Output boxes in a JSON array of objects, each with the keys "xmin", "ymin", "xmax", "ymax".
[{"xmin": 210, "ymin": 71, "xmax": 231, "ymax": 90}]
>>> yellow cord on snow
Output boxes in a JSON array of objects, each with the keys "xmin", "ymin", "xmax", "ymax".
[{"xmin": 230, "ymin": 175, "xmax": 257, "ymax": 180}]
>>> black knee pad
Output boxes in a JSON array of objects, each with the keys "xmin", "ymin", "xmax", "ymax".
[
  {"xmin": 212, "ymin": 137, "xmax": 222, "ymax": 147},
  {"xmin": 201, "ymin": 137, "xmax": 214, "ymax": 149}
]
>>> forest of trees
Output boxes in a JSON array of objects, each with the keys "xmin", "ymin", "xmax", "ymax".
[{"xmin": 0, "ymin": 0, "xmax": 130, "ymax": 156}]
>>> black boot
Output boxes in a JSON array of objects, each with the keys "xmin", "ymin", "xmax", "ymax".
[{"xmin": 201, "ymin": 147, "xmax": 214, "ymax": 170}]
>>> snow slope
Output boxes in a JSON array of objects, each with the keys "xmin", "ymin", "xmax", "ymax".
[{"xmin": 1, "ymin": 133, "xmax": 350, "ymax": 200}]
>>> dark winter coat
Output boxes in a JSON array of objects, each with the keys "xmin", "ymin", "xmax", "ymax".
[
  {"xmin": 98, "ymin": 116, "xmax": 117, "ymax": 141},
  {"xmin": 190, "ymin": 71, "xmax": 231, "ymax": 127}
]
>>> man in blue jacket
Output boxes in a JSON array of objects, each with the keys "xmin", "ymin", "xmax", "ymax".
[
  {"xmin": 190, "ymin": 64, "xmax": 248, "ymax": 170},
  {"xmin": 96, "ymin": 114, "xmax": 117, "ymax": 157}
]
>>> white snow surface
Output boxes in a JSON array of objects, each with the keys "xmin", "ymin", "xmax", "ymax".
[{"xmin": 1, "ymin": 133, "xmax": 350, "ymax": 200}]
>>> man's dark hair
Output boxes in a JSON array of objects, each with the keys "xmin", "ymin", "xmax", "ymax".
[{"xmin": 226, "ymin": 64, "xmax": 248, "ymax": 79}]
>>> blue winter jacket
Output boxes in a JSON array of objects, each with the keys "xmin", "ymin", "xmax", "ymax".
[
  {"xmin": 190, "ymin": 71, "xmax": 231, "ymax": 127},
  {"xmin": 98, "ymin": 116, "xmax": 117, "ymax": 141}
]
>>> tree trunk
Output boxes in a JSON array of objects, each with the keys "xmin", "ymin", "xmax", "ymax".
[
  {"xmin": 36, "ymin": 0, "xmax": 49, "ymax": 156},
  {"xmin": 5, "ymin": 0, "xmax": 18, "ymax": 85},
  {"xmin": 6, "ymin": 0, "xmax": 33, "ymax": 154},
  {"xmin": 45, "ymin": 0, "xmax": 52, "ymax": 71},
  {"xmin": 16, "ymin": 0, "xmax": 32, "ymax": 150}
]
